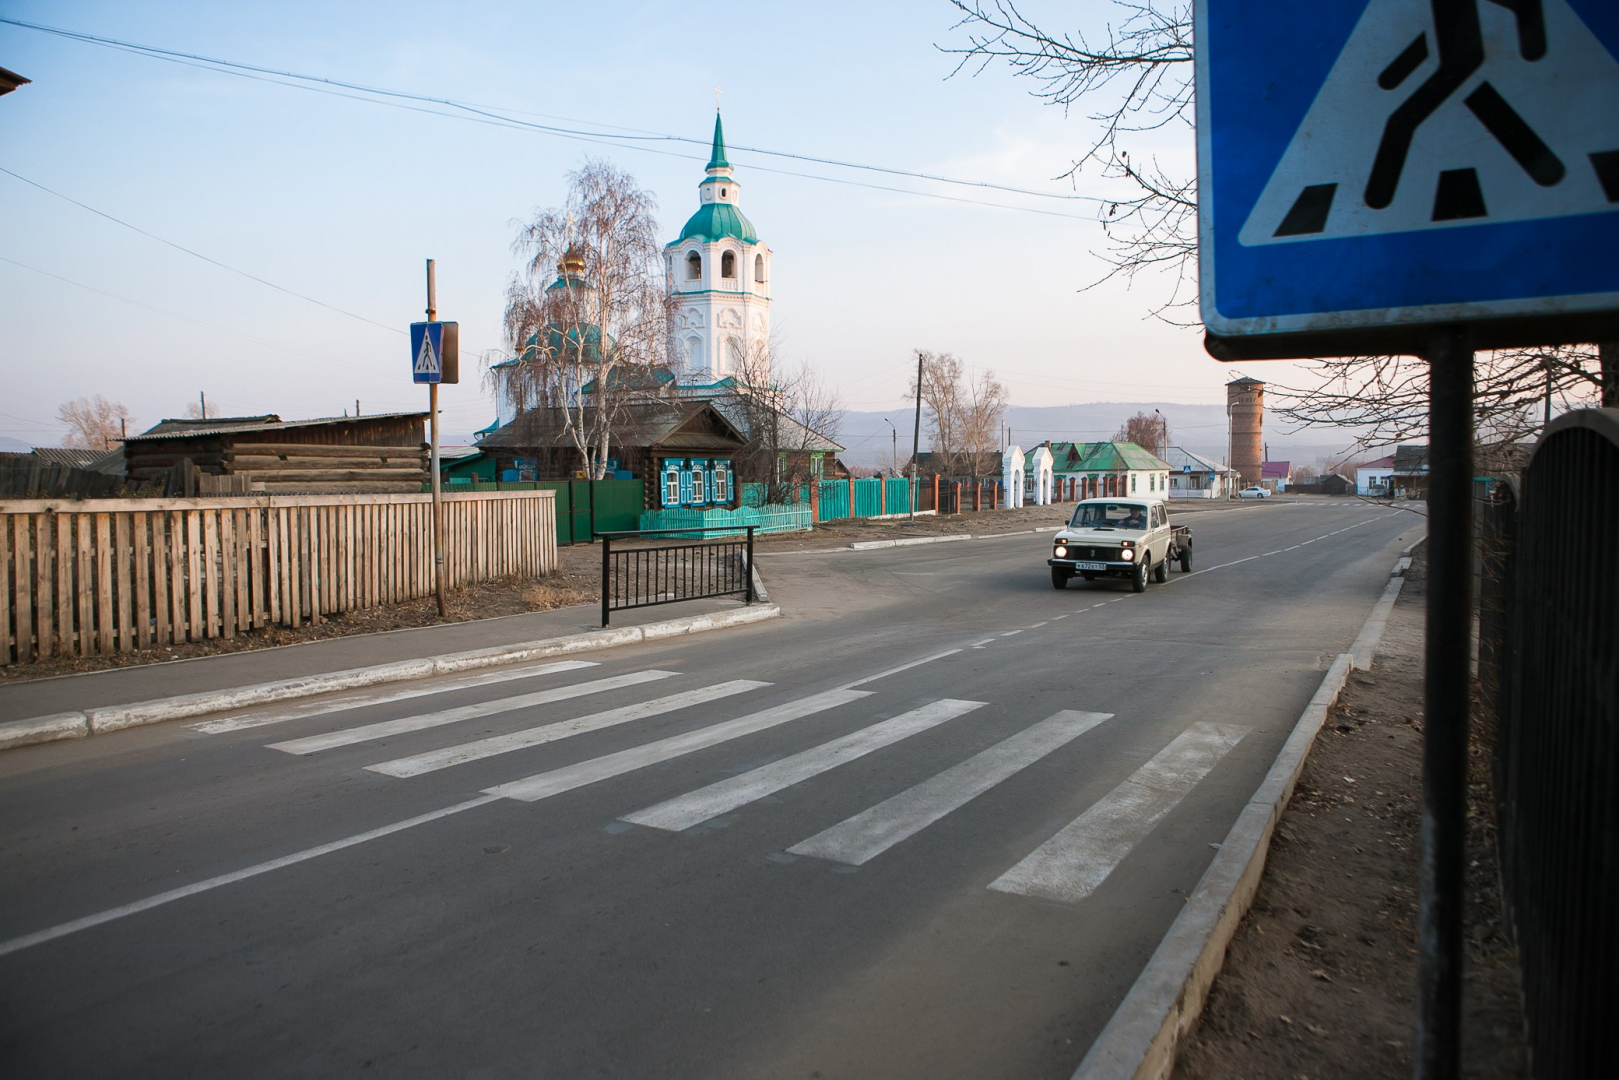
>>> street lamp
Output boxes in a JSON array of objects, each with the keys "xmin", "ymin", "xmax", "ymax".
[
  {"xmin": 883, "ymin": 418, "xmax": 898, "ymax": 475},
  {"xmin": 1153, "ymin": 408, "xmax": 1169, "ymax": 457}
]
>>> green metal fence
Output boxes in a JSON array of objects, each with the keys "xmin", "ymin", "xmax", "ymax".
[{"xmin": 439, "ymin": 477, "xmax": 644, "ymax": 544}]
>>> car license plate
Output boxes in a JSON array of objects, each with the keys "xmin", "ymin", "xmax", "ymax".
[{"xmin": 1074, "ymin": 561, "xmax": 1106, "ymax": 571}]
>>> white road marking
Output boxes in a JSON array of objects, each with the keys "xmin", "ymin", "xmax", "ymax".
[
  {"xmin": 1001, "ymin": 630, "xmax": 1023, "ymax": 637},
  {"xmin": 788, "ymin": 710, "xmax": 1113, "ymax": 866},
  {"xmin": 1263, "ymin": 550, "xmax": 1284, "ymax": 557},
  {"xmin": 487, "ymin": 689, "xmax": 873, "ymax": 802},
  {"xmin": 191, "ymin": 660, "xmax": 599, "ymax": 734},
  {"xmin": 622, "ymin": 698, "xmax": 986, "ymax": 832},
  {"xmin": 366, "ymin": 680, "xmax": 770, "ymax": 778},
  {"xmin": 0, "ymin": 794, "xmax": 500, "ymax": 959},
  {"xmin": 1029, "ymin": 621, "xmax": 1048, "ymax": 628},
  {"xmin": 989, "ymin": 721, "xmax": 1249, "ymax": 904},
  {"xmin": 267, "ymin": 670, "xmax": 679, "ymax": 755},
  {"xmin": 840, "ymin": 649, "xmax": 962, "ymax": 689}
]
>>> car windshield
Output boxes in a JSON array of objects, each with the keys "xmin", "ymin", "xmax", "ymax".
[{"xmin": 1071, "ymin": 502, "xmax": 1147, "ymax": 530}]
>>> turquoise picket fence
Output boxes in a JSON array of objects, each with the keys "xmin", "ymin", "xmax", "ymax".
[
  {"xmin": 885, "ymin": 477, "xmax": 913, "ymax": 513},
  {"xmin": 852, "ymin": 477, "xmax": 882, "ymax": 517},
  {"xmin": 816, "ymin": 480, "xmax": 850, "ymax": 521},
  {"xmin": 639, "ymin": 503, "xmax": 812, "ymax": 538}
]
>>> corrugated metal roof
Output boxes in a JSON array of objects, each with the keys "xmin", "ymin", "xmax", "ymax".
[
  {"xmin": 29, "ymin": 447, "xmax": 102, "ymax": 468},
  {"xmin": 1261, "ymin": 460, "xmax": 1292, "ymax": 478},
  {"xmin": 127, "ymin": 412, "xmax": 427, "ymax": 442},
  {"xmin": 478, "ymin": 401, "xmax": 746, "ymax": 452},
  {"xmin": 1161, "ymin": 446, "xmax": 1231, "ymax": 473}
]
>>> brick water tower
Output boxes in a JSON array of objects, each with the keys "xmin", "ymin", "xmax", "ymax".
[{"xmin": 1227, "ymin": 377, "xmax": 1264, "ymax": 488}]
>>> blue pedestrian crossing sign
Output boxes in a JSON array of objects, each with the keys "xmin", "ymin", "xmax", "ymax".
[
  {"xmin": 1196, "ymin": 0, "xmax": 1619, "ymax": 358},
  {"xmin": 409, "ymin": 321, "xmax": 459, "ymax": 384}
]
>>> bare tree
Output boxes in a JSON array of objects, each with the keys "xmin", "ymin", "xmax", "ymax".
[
  {"xmin": 1270, "ymin": 344, "xmax": 1616, "ymax": 462},
  {"xmin": 909, "ymin": 350, "xmax": 1009, "ymax": 478},
  {"xmin": 57, "ymin": 395, "xmax": 133, "ymax": 450},
  {"xmin": 721, "ymin": 342, "xmax": 844, "ymax": 504},
  {"xmin": 1111, "ymin": 409, "xmax": 1168, "ymax": 454},
  {"xmin": 490, "ymin": 160, "xmax": 671, "ymax": 480},
  {"xmin": 942, "ymin": 1, "xmax": 1196, "ymax": 306}
]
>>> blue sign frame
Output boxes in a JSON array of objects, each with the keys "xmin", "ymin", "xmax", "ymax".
[{"xmin": 1196, "ymin": 0, "xmax": 1619, "ymax": 356}]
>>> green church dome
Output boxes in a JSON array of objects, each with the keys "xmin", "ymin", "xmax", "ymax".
[{"xmin": 677, "ymin": 202, "xmax": 758, "ymax": 244}]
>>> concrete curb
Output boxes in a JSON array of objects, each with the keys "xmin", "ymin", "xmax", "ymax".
[
  {"xmin": 0, "ymin": 603, "xmax": 782, "ymax": 752},
  {"xmin": 847, "ymin": 534, "xmax": 974, "ymax": 550},
  {"xmin": 1071, "ymin": 544, "xmax": 1415, "ymax": 1080}
]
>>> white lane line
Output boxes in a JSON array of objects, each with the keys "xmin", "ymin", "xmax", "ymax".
[
  {"xmin": 1001, "ymin": 630, "xmax": 1023, "ymax": 637},
  {"xmin": 268, "ymin": 670, "xmax": 679, "ymax": 755},
  {"xmin": 840, "ymin": 649, "xmax": 962, "ymax": 689},
  {"xmin": 989, "ymin": 721, "xmax": 1249, "ymax": 904},
  {"xmin": 1053, "ymin": 615, "xmax": 1070, "ymax": 620},
  {"xmin": 622, "ymin": 698, "xmax": 986, "ymax": 832},
  {"xmin": 366, "ymin": 680, "xmax": 770, "ymax": 778},
  {"xmin": 1263, "ymin": 550, "xmax": 1284, "ymax": 557},
  {"xmin": 0, "ymin": 794, "xmax": 500, "ymax": 959},
  {"xmin": 1029, "ymin": 621, "xmax": 1049, "ymax": 628},
  {"xmin": 1302, "ymin": 538, "xmax": 1318, "ymax": 544},
  {"xmin": 488, "ymin": 689, "xmax": 873, "ymax": 802},
  {"xmin": 788, "ymin": 710, "xmax": 1113, "ymax": 866},
  {"xmin": 191, "ymin": 660, "xmax": 600, "ymax": 734},
  {"xmin": 1285, "ymin": 545, "xmax": 1301, "ymax": 551}
]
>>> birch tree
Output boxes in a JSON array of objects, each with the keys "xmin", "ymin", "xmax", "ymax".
[
  {"xmin": 492, "ymin": 161, "xmax": 671, "ymax": 479},
  {"xmin": 56, "ymin": 395, "xmax": 133, "ymax": 450}
]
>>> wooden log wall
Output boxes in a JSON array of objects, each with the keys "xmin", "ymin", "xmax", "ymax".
[{"xmin": 0, "ymin": 490, "xmax": 558, "ymax": 665}]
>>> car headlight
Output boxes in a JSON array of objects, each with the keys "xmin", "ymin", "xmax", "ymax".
[
  {"xmin": 1054, "ymin": 544, "xmax": 1068, "ymax": 558},
  {"xmin": 1120, "ymin": 549, "xmax": 1133, "ymax": 560}
]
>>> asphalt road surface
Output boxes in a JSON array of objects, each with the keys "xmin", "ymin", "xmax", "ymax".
[{"xmin": 0, "ymin": 499, "xmax": 1423, "ymax": 1079}]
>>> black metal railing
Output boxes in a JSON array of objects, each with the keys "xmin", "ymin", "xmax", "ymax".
[
  {"xmin": 598, "ymin": 527, "xmax": 755, "ymax": 627},
  {"xmin": 1491, "ymin": 408, "xmax": 1617, "ymax": 1079}
]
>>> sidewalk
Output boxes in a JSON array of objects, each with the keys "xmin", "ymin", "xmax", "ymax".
[{"xmin": 0, "ymin": 593, "xmax": 772, "ymax": 748}]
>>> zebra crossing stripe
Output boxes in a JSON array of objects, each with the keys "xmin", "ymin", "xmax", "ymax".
[
  {"xmin": 621, "ymin": 698, "xmax": 986, "ymax": 833},
  {"xmin": 486, "ymin": 688, "xmax": 874, "ymax": 803},
  {"xmin": 267, "ymin": 670, "xmax": 678, "ymax": 755},
  {"xmin": 787, "ymin": 709, "xmax": 1113, "ymax": 866},
  {"xmin": 988, "ymin": 722, "xmax": 1248, "ymax": 904},
  {"xmin": 192, "ymin": 660, "xmax": 600, "ymax": 735},
  {"xmin": 365, "ymin": 680, "xmax": 771, "ymax": 779}
]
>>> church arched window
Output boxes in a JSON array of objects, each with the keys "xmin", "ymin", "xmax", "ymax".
[
  {"xmin": 685, "ymin": 251, "xmax": 701, "ymax": 280},
  {"xmin": 753, "ymin": 254, "xmax": 765, "ymax": 283},
  {"xmin": 721, "ymin": 251, "xmax": 736, "ymax": 278}
]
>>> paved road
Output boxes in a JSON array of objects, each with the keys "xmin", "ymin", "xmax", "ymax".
[{"xmin": 0, "ymin": 500, "xmax": 1422, "ymax": 1078}]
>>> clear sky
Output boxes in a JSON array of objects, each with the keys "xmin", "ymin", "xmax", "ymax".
[{"xmin": 0, "ymin": 0, "xmax": 1296, "ymax": 447}]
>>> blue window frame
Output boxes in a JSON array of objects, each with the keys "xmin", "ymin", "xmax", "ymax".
[
  {"xmin": 679, "ymin": 467, "xmax": 694, "ymax": 506},
  {"xmin": 663, "ymin": 459, "xmax": 682, "ymax": 507},
  {"xmin": 713, "ymin": 460, "xmax": 730, "ymax": 503},
  {"xmin": 691, "ymin": 459, "xmax": 707, "ymax": 504}
]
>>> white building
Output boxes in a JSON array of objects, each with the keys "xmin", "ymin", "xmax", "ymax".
[
  {"xmin": 664, "ymin": 111, "xmax": 772, "ymax": 388},
  {"xmin": 1356, "ymin": 455, "xmax": 1395, "ymax": 496},
  {"xmin": 1162, "ymin": 446, "xmax": 1235, "ymax": 498}
]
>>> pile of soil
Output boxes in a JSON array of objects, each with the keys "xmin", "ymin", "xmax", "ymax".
[{"xmin": 1171, "ymin": 552, "xmax": 1526, "ymax": 1079}]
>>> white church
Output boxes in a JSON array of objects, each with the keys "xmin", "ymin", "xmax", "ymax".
[{"xmin": 666, "ymin": 111, "xmax": 773, "ymax": 388}]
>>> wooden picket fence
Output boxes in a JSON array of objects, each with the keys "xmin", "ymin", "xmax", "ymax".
[{"xmin": 0, "ymin": 489, "xmax": 557, "ymax": 666}]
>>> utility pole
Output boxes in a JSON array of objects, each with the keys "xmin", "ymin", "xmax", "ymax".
[
  {"xmin": 427, "ymin": 259, "xmax": 446, "ymax": 617},
  {"xmin": 910, "ymin": 351, "xmax": 923, "ymax": 520},
  {"xmin": 884, "ymin": 418, "xmax": 897, "ymax": 477},
  {"xmin": 356, "ymin": 399, "xmax": 361, "ymax": 419},
  {"xmin": 199, "ymin": 392, "xmax": 207, "ymax": 421}
]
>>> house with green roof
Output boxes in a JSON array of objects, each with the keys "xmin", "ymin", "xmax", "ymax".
[{"xmin": 1036, "ymin": 441, "xmax": 1173, "ymax": 501}]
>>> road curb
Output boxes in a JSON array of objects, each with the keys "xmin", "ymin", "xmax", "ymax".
[
  {"xmin": 0, "ymin": 603, "xmax": 782, "ymax": 753},
  {"xmin": 1071, "ymin": 544, "xmax": 1414, "ymax": 1080},
  {"xmin": 847, "ymin": 534, "xmax": 974, "ymax": 550}
]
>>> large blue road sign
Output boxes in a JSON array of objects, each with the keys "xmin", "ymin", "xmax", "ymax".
[
  {"xmin": 1196, "ymin": 0, "xmax": 1619, "ymax": 357},
  {"xmin": 410, "ymin": 321, "xmax": 443, "ymax": 384}
]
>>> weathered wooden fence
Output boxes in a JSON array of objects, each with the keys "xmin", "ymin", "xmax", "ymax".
[{"xmin": 0, "ymin": 490, "xmax": 557, "ymax": 665}]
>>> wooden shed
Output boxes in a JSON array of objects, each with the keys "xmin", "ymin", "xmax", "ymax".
[{"xmin": 123, "ymin": 413, "xmax": 429, "ymax": 494}]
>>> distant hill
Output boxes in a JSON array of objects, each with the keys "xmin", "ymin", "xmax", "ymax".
[{"xmin": 831, "ymin": 403, "xmax": 1376, "ymax": 472}]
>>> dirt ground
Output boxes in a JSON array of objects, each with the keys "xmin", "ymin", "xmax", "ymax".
[
  {"xmin": 0, "ymin": 506, "xmax": 1070, "ymax": 682},
  {"xmin": 1171, "ymin": 550, "xmax": 1527, "ymax": 1079}
]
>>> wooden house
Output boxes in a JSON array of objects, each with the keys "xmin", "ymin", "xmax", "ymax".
[{"xmin": 122, "ymin": 413, "xmax": 429, "ymax": 494}]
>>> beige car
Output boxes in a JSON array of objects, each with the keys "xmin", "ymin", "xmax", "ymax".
[{"xmin": 1047, "ymin": 498, "xmax": 1192, "ymax": 592}]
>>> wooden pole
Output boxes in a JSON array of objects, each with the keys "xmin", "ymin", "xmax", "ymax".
[{"xmin": 427, "ymin": 259, "xmax": 446, "ymax": 617}]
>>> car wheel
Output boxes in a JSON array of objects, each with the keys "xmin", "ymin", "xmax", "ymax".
[
  {"xmin": 1180, "ymin": 546, "xmax": 1193, "ymax": 573},
  {"xmin": 1051, "ymin": 567, "xmax": 1070, "ymax": 590},
  {"xmin": 1132, "ymin": 557, "xmax": 1148, "ymax": 593},
  {"xmin": 1153, "ymin": 554, "xmax": 1169, "ymax": 583}
]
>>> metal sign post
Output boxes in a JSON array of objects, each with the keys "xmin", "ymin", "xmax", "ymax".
[
  {"xmin": 1195, "ymin": 3, "xmax": 1618, "ymax": 1076},
  {"xmin": 410, "ymin": 261, "xmax": 460, "ymax": 619}
]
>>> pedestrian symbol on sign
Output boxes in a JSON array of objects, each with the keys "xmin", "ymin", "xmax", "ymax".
[{"xmin": 1239, "ymin": 0, "xmax": 1619, "ymax": 246}]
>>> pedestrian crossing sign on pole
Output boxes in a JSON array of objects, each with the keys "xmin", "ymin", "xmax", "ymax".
[
  {"xmin": 409, "ymin": 321, "xmax": 460, "ymax": 384},
  {"xmin": 1196, "ymin": 0, "xmax": 1619, "ymax": 358}
]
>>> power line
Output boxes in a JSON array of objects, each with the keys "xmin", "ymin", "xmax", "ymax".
[
  {"xmin": 0, "ymin": 17, "xmax": 1113, "ymax": 220},
  {"xmin": 0, "ymin": 165, "xmax": 404, "ymax": 335},
  {"xmin": 0, "ymin": 254, "xmax": 398, "ymax": 376}
]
